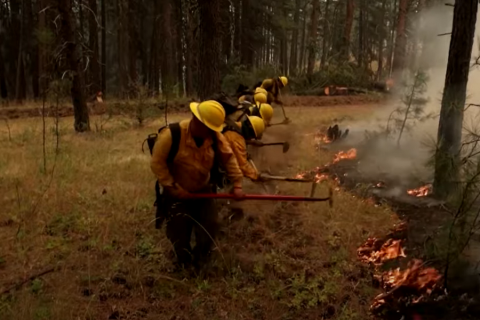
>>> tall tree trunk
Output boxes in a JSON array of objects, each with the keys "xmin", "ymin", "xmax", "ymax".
[
  {"xmin": 221, "ymin": 0, "xmax": 232, "ymax": 63},
  {"xmin": 240, "ymin": 0, "xmax": 254, "ymax": 67},
  {"xmin": 358, "ymin": 0, "xmax": 364, "ymax": 67},
  {"xmin": 89, "ymin": 0, "xmax": 101, "ymax": 95},
  {"xmin": 101, "ymin": 0, "xmax": 106, "ymax": 95},
  {"xmin": 15, "ymin": 0, "xmax": 25, "ymax": 103},
  {"xmin": 127, "ymin": 0, "xmax": 137, "ymax": 91},
  {"xmin": 377, "ymin": 0, "xmax": 387, "ymax": 80},
  {"xmin": 386, "ymin": 0, "xmax": 398, "ymax": 77},
  {"xmin": 198, "ymin": 0, "xmax": 222, "ymax": 99},
  {"xmin": 392, "ymin": 0, "xmax": 409, "ymax": 78},
  {"xmin": 289, "ymin": 0, "xmax": 301, "ymax": 75},
  {"xmin": 37, "ymin": 0, "xmax": 48, "ymax": 96},
  {"xmin": 185, "ymin": 0, "xmax": 195, "ymax": 96},
  {"xmin": 320, "ymin": 0, "xmax": 330, "ymax": 68},
  {"xmin": 175, "ymin": 0, "xmax": 184, "ymax": 96},
  {"xmin": 148, "ymin": 0, "xmax": 159, "ymax": 93},
  {"xmin": 117, "ymin": 0, "xmax": 128, "ymax": 96},
  {"xmin": 0, "ymin": 29, "xmax": 7, "ymax": 99},
  {"xmin": 24, "ymin": 0, "xmax": 39, "ymax": 99},
  {"xmin": 234, "ymin": 0, "xmax": 241, "ymax": 56},
  {"xmin": 433, "ymin": 0, "xmax": 478, "ymax": 198},
  {"xmin": 59, "ymin": 0, "xmax": 90, "ymax": 132},
  {"xmin": 342, "ymin": 0, "xmax": 355, "ymax": 61},
  {"xmin": 307, "ymin": 0, "xmax": 320, "ymax": 76},
  {"xmin": 299, "ymin": 2, "xmax": 307, "ymax": 73},
  {"xmin": 161, "ymin": 0, "xmax": 175, "ymax": 96}
]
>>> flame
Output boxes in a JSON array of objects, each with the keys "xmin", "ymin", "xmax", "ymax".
[
  {"xmin": 314, "ymin": 132, "xmax": 332, "ymax": 144},
  {"xmin": 380, "ymin": 259, "xmax": 441, "ymax": 293},
  {"xmin": 407, "ymin": 184, "xmax": 432, "ymax": 197},
  {"xmin": 314, "ymin": 173, "xmax": 329, "ymax": 182},
  {"xmin": 358, "ymin": 238, "xmax": 406, "ymax": 265},
  {"xmin": 333, "ymin": 148, "xmax": 357, "ymax": 164}
]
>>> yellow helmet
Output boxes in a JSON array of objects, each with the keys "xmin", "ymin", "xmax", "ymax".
[
  {"xmin": 247, "ymin": 116, "xmax": 265, "ymax": 139},
  {"xmin": 279, "ymin": 76, "xmax": 288, "ymax": 87},
  {"xmin": 254, "ymin": 92, "xmax": 267, "ymax": 104},
  {"xmin": 255, "ymin": 87, "xmax": 267, "ymax": 95},
  {"xmin": 190, "ymin": 100, "xmax": 225, "ymax": 132},
  {"xmin": 259, "ymin": 103, "xmax": 274, "ymax": 125}
]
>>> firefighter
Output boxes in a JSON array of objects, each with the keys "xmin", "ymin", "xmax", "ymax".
[
  {"xmin": 150, "ymin": 100, "xmax": 244, "ymax": 269},
  {"xmin": 250, "ymin": 103, "xmax": 274, "ymax": 126},
  {"xmin": 260, "ymin": 76, "xmax": 288, "ymax": 105},
  {"xmin": 223, "ymin": 116, "xmax": 266, "ymax": 181}
]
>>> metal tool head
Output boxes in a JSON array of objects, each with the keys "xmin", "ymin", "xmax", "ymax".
[{"xmin": 282, "ymin": 142, "xmax": 290, "ymax": 153}]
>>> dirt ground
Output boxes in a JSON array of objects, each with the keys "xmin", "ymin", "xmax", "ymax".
[
  {"xmin": 0, "ymin": 94, "xmax": 386, "ymax": 120},
  {"xmin": 1, "ymin": 102, "xmax": 467, "ymax": 320}
]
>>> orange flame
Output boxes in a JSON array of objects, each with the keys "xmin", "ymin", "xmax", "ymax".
[
  {"xmin": 407, "ymin": 184, "xmax": 432, "ymax": 197},
  {"xmin": 314, "ymin": 173, "xmax": 329, "ymax": 182},
  {"xmin": 314, "ymin": 132, "xmax": 332, "ymax": 144},
  {"xmin": 381, "ymin": 259, "xmax": 441, "ymax": 293},
  {"xmin": 333, "ymin": 148, "xmax": 357, "ymax": 164},
  {"xmin": 358, "ymin": 238, "xmax": 406, "ymax": 265}
]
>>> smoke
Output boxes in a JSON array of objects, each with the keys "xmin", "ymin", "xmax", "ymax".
[{"xmin": 339, "ymin": 3, "xmax": 480, "ymax": 188}]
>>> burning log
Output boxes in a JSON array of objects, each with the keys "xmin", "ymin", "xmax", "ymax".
[{"xmin": 407, "ymin": 184, "xmax": 432, "ymax": 197}]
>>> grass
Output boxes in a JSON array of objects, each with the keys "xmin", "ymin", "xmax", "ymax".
[{"xmin": 0, "ymin": 104, "xmax": 398, "ymax": 319}]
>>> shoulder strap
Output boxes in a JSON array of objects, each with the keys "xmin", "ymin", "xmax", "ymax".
[
  {"xmin": 222, "ymin": 119, "xmax": 242, "ymax": 135},
  {"xmin": 167, "ymin": 122, "xmax": 181, "ymax": 163}
]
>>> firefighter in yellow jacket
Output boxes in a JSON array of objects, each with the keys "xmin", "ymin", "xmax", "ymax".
[
  {"xmin": 260, "ymin": 76, "xmax": 288, "ymax": 105},
  {"xmin": 250, "ymin": 103, "xmax": 274, "ymax": 126},
  {"xmin": 150, "ymin": 100, "xmax": 244, "ymax": 268},
  {"xmin": 223, "ymin": 116, "xmax": 266, "ymax": 181}
]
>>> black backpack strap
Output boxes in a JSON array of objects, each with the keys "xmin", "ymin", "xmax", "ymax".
[
  {"xmin": 167, "ymin": 122, "xmax": 181, "ymax": 163},
  {"xmin": 222, "ymin": 119, "xmax": 242, "ymax": 135}
]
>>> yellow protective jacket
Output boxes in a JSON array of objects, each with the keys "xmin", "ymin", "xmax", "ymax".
[
  {"xmin": 223, "ymin": 122, "xmax": 259, "ymax": 181},
  {"xmin": 260, "ymin": 78, "xmax": 281, "ymax": 103},
  {"xmin": 150, "ymin": 119, "xmax": 243, "ymax": 193}
]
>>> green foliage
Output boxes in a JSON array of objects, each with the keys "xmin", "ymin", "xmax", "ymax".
[
  {"xmin": 286, "ymin": 272, "xmax": 339, "ymax": 309},
  {"xmin": 221, "ymin": 64, "xmax": 281, "ymax": 94},
  {"xmin": 30, "ymin": 279, "xmax": 44, "ymax": 295},
  {"xmin": 292, "ymin": 64, "xmax": 373, "ymax": 95},
  {"xmin": 135, "ymin": 236, "xmax": 155, "ymax": 258},
  {"xmin": 386, "ymin": 71, "xmax": 433, "ymax": 144}
]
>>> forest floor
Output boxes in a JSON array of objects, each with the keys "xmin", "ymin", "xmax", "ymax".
[
  {"xmin": 0, "ymin": 101, "xmax": 476, "ymax": 320},
  {"xmin": 0, "ymin": 94, "xmax": 385, "ymax": 119}
]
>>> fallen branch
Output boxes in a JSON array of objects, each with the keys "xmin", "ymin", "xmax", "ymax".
[{"xmin": 0, "ymin": 266, "xmax": 57, "ymax": 295}]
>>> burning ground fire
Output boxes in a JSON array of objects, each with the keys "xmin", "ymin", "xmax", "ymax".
[
  {"xmin": 357, "ymin": 238, "xmax": 406, "ymax": 265},
  {"xmin": 295, "ymin": 148, "xmax": 358, "ymax": 183},
  {"xmin": 371, "ymin": 259, "xmax": 442, "ymax": 313},
  {"xmin": 314, "ymin": 132, "xmax": 332, "ymax": 144},
  {"xmin": 332, "ymin": 148, "xmax": 357, "ymax": 164},
  {"xmin": 358, "ymin": 233, "xmax": 442, "ymax": 315},
  {"xmin": 407, "ymin": 184, "xmax": 432, "ymax": 197}
]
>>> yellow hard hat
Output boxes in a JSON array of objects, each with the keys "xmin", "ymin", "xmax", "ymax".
[
  {"xmin": 279, "ymin": 76, "xmax": 288, "ymax": 87},
  {"xmin": 254, "ymin": 92, "xmax": 267, "ymax": 104},
  {"xmin": 247, "ymin": 116, "xmax": 265, "ymax": 139},
  {"xmin": 190, "ymin": 100, "xmax": 225, "ymax": 132},
  {"xmin": 255, "ymin": 87, "xmax": 267, "ymax": 95},
  {"xmin": 259, "ymin": 103, "xmax": 274, "ymax": 125}
]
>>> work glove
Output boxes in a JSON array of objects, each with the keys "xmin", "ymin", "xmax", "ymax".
[
  {"xmin": 230, "ymin": 186, "xmax": 245, "ymax": 201},
  {"xmin": 164, "ymin": 184, "xmax": 191, "ymax": 199}
]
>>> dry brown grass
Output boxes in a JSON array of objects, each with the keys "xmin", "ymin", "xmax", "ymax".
[{"xmin": 0, "ymin": 105, "xmax": 398, "ymax": 320}]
